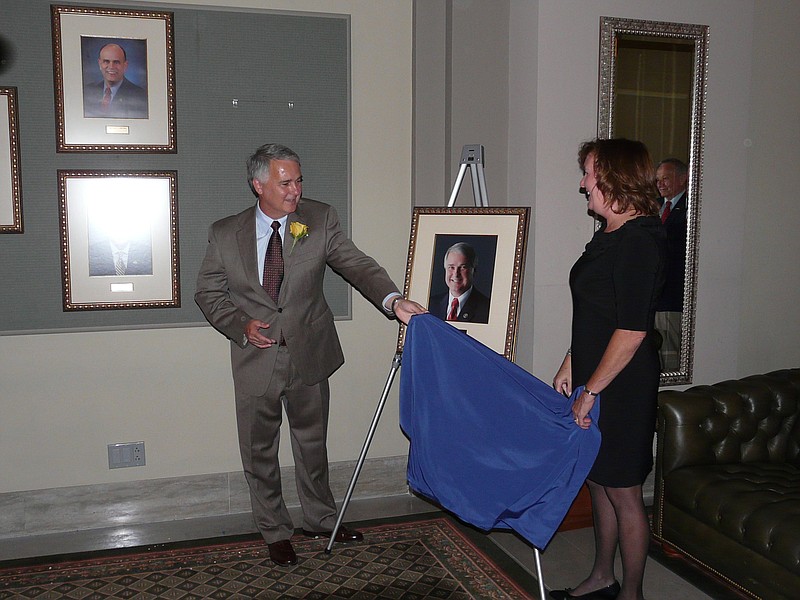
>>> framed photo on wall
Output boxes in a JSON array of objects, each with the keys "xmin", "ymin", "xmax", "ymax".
[
  {"xmin": 398, "ymin": 207, "xmax": 530, "ymax": 361},
  {"xmin": 51, "ymin": 4, "xmax": 176, "ymax": 153},
  {"xmin": 58, "ymin": 170, "xmax": 180, "ymax": 310},
  {"xmin": 1, "ymin": 87, "xmax": 23, "ymax": 233}
]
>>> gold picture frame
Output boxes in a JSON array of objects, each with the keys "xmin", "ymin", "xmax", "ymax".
[
  {"xmin": 398, "ymin": 207, "xmax": 530, "ymax": 361},
  {"xmin": 51, "ymin": 4, "xmax": 176, "ymax": 153},
  {"xmin": 58, "ymin": 170, "xmax": 180, "ymax": 310},
  {"xmin": 1, "ymin": 87, "xmax": 23, "ymax": 233}
]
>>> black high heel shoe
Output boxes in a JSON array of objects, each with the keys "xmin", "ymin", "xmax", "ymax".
[{"xmin": 549, "ymin": 580, "xmax": 620, "ymax": 599}]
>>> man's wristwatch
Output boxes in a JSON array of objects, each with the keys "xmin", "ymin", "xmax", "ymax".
[{"xmin": 390, "ymin": 296, "xmax": 403, "ymax": 313}]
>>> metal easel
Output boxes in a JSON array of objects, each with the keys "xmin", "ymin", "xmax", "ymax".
[
  {"xmin": 325, "ymin": 144, "xmax": 547, "ymax": 600},
  {"xmin": 447, "ymin": 144, "xmax": 489, "ymax": 207}
]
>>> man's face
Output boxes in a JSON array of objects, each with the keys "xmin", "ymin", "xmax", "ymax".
[
  {"xmin": 655, "ymin": 163, "xmax": 688, "ymax": 200},
  {"xmin": 253, "ymin": 159, "xmax": 303, "ymax": 219},
  {"xmin": 98, "ymin": 45, "xmax": 128, "ymax": 85},
  {"xmin": 444, "ymin": 251, "xmax": 473, "ymax": 297}
]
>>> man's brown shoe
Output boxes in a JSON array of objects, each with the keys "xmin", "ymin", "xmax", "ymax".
[
  {"xmin": 267, "ymin": 539, "xmax": 297, "ymax": 566},
  {"xmin": 301, "ymin": 524, "xmax": 364, "ymax": 543}
]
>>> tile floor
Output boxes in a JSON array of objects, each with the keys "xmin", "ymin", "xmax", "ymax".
[{"xmin": 0, "ymin": 494, "xmax": 718, "ymax": 599}]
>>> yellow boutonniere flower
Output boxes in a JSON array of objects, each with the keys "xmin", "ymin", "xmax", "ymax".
[{"xmin": 289, "ymin": 221, "xmax": 309, "ymax": 253}]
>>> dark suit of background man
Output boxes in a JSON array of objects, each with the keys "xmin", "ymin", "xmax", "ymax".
[
  {"xmin": 83, "ymin": 43, "xmax": 148, "ymax": 119},
  {"xmin": 429, "ymin": 241, "xmax": 491, "ymax": 324},
  {"xmin": 88, "ymin": 235, "xmax": 153, "ymax": 277},
  {"xmin": 195, "ymin": 144, "xmax": 426, "ymax": 567},
  {"xmin": 654, "ymin": 158, "xmax": 688, "ymax": 371}
]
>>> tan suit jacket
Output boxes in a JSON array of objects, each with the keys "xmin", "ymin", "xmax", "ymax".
[{"xmin": 195, "ymin": 198, "xmax": 399, "ymax": 394}]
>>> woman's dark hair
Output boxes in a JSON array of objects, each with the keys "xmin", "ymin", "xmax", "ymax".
[{"xmin": 578, "ymin": 138, "xmax": 659, "ymax": 216}]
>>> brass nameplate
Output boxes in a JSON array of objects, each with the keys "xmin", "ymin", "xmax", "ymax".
[{"xmin": 105, "ymin": 126, "xmax": 130, "ymax": 135}]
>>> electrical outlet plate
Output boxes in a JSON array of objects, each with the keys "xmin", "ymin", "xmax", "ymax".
[{"xmin": 108, "ymin": 441, "xmax": 146, "ymax": 469}]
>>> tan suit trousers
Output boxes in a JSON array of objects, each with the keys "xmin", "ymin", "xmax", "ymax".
[{"xmin": 235, "ymin": 346, "xmax": 337, "ymax": 543}]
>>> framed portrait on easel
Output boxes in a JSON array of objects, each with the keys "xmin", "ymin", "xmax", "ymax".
[
  {"xmin": 51, "ymin": 4, "xmax": 176, "ymax": 153},
  {"xmin": 398, "ymin": 206, "xmax": 530, "ymax": 361}
]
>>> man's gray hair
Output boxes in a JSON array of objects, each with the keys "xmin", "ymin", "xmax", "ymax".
[
  {"xmin": 657, "ymin": 157, "xmax": 688, "ymax": 176},
  {"xmin": 246, "ymin": 144, "xmax": 301, "ymax": 196},
  {"xmin": 444, "ymin": 242, "xmax": 477, "ymax": 269}
]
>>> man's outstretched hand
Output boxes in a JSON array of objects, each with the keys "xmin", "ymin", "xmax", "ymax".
[{"xmin": 393, "ymin": 298, "xmax": 428, "ymax": 324}]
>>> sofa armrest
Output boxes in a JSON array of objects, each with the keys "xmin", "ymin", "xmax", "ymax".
[
  {"xmin": 659, "ymin": 371, "xmax": 800, "ymax": 474},
  {"xmin": 657, "ymin": 390, "xmax": 720, "ymax": 477},
  {"xmin": 653, "ymin": 369, "xmax": 800, "ymax": 541}
]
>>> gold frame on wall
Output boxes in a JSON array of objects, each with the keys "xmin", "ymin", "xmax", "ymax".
[
  {"xmin": 51, "ymin": 4, "xmax": 177, "ymax": 153},
  {"xmin": 58, "ymin": 170, "xmax": 180, "ymax": 311},
  {"xmin": 398, "ymin": 207, "xmax": 530, "ymax": 361},
  {"xmin": 1, "ymin": 87, "xmax": 23, "ymax": 233}
]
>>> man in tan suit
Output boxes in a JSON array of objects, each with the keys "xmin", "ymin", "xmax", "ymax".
[{"xmin": 195, "ymin": 144, "xmax": 425, "ymax": 566}]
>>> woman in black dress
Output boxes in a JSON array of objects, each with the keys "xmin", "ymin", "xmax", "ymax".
[{"xmin": 551, "ymin": 139, "xmax": 666, "ymax": 600}]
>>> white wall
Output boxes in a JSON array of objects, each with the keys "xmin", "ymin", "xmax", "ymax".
[
  {"xmin": 449, "ymin": 0, "xmax": 510, "ymax": 205},
  {"xmin": 738, "ymin": 0, "xmax": 800, "ymax": 375},
  {"xmin": 0, "ymin": 0, "xmax": 414, "ymax": 493},
  {"xmin": 413, "ymin": 1, "xmax": 510, "ymax": 208}
]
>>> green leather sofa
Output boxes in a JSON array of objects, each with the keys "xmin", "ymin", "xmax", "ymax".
[{"xmin": 653, "ymin": 368, "xmax": 800, "ymax": 600}]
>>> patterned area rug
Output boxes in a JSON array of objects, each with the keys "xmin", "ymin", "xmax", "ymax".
[{"xmin": 0, "ymin": 516, "xmax": 538, "ymax": 599}]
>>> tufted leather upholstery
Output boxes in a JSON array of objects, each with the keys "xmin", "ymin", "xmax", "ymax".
[{"xmin": 653, "ymin": 369, "xmax": 800, "ymax": 600}]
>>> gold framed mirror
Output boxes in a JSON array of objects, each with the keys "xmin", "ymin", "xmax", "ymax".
[{"xmin": 598, "ymin": 16, "xmax": 709, "ymax": 385}]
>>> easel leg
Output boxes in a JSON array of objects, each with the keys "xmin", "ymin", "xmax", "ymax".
[
  {"xmin": 447, "ymin": 144, "xmax": 489, "ymax": 207},
  {"xmin": 533, "ymin": 547, "xmax": 547, "ymax": 600},
  {"xmin": 325, "ymin": 351, "xmax": 403, "ymax": 553}
]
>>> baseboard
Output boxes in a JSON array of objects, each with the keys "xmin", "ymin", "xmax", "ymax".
[
  {"xmin": 1, "ymin": 457, "xmax": 658, "ymax": 540},
  {"xmin": 0, "ymin": 455, "xmax": 410, "ymax": 540}
]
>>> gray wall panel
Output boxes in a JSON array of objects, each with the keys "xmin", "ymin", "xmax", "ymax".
[{"xmin": 0, "ymin": 1, "xmax": 349, "ymax": 333}]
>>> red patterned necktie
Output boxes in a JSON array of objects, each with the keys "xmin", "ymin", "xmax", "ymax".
[
  {"xmin": 661, "ymin": 200, "xmax": 671, "ymax": 224},
  {"xmin": 101, "ymin": 86, "xmax": 112, "ymax": 111},
  {"xmin": 447, "ymin": 297, "xmax": 459, "ymax": 321},
  {"xmin": 262, "ymin": 221, "xmax": 283, "ymax": 302}
]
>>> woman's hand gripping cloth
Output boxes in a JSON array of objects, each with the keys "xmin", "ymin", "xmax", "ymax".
[{"xmin": 399, "ymin": 314, "xmax": 600, "ymax": 549}]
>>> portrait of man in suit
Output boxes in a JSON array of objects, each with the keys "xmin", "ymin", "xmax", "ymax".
[
  {"xmin": 86, "ymin": 200, "xmax": 153, "ymax": 277},
  {"xmin": 195, "ymin": 144, "xmax": 426, "ymax": 567},
  {"xmin": 81, "ymin": 39, "xmax": 148, "ymax": 119},
  {"xmin": 654, "ymin": 157, "xmax": 688, "ymax": 371},
  {"xmin": 428, "ymin": 240, "xmax": 492, "ymax": 324}
]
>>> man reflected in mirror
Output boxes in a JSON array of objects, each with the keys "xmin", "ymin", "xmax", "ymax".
[{"xmin": 654, "ymin": 158, "xmax": 688, "ymax": 371}]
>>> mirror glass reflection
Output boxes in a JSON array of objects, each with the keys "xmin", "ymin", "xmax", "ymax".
[{"xmin": 598, "ymin": 17, "xmax": 709, "ymax": 385}]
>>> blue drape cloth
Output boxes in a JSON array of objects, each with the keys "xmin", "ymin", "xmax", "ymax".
[{"xmin": 399, "ymin": 314, "xmax": 601, "ymax": 549}]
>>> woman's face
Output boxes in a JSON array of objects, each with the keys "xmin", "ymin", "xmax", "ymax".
[{"xmin": 580, "ymin": 153, "xmax": 607, "ymax": 216}]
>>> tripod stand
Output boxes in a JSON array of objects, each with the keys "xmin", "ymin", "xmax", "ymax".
[
  {"xmin": 325, "ymin": 145, "xmax": 546, "ymax": 600},
  {"xmin": 447, "ymin": 144, "xmax": 489, "ymax": 207}
]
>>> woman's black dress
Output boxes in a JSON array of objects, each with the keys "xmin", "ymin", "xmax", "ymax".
[{"xmin": 570, "ymin": 216, "xmax": 666, "ymax": 487}]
